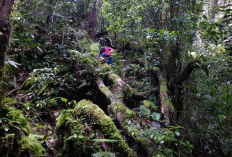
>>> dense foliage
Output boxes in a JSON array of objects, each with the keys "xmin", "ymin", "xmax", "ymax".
[{"xmin": 0, "ymin": 0, "xmax": 231, "ymax": 156}]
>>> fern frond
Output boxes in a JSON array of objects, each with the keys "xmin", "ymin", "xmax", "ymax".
[{"xmin": 5, "ymin": 56, "xmax": 20, "ymax": 68}]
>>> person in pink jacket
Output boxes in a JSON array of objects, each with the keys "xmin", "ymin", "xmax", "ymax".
[{"xmin": 98, "ymin": 38, "xmax": 114, "ymax": 67}]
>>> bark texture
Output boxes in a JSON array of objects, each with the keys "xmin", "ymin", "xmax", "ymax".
[
  {"xmin": 0, "ymin": 0, "xmax": 14, "ymax": 78},
  {"xmin": 0, "ymin": 0, "xmax": 15, "ymax": 107}
]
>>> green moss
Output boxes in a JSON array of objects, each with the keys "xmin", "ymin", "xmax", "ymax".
[
  {"xmin": 98, "ymin": 81, "xmax": 114, "ymax": 102},
  {"xmin": 160, "ymin": 78, "xmax": 168, "ymax": 93},
  {"xmin": 19, "ymin": 135, "xmax": 44, "ymax": 157},
  {"xmin": 100, "ymin": 64, "xmax": 112, "ymax": 74},
  {"xmin": 23, "ymin": 100, "xmax": 33, "ymax": 110},
  {"xmin": 109, "ymin": 102, "xmax": 135, "ymax": 120},
  {"xmin": 37, "ymin": 82, "xmax": 49, "ymax": 96},
  {"xmin": 18, "ymin": 75, "xmax": 36, "ymax": 94},
  {"xmin": 55, "ymin": 109, "xmax": 74, "ymax": 134},
  {"xmin": 163, "ymin": 100, "xmax": 174, "ymax": 112},
  {"xmin": 125, "ymin": 109, "xmax": 134, "ymax": 118},
  {"xmin": 73, "ymin": 99, "xmax": 135, "ymax": 156},
  {"xmin": 55, "ymin": 109, "xmax": 91, "ymax": 156},
  {"xmin": 119, "ymin": 104, "xmax": 126, "ymax": 110},
  {"xmin": 2, "ymin": 97, "xmax": 17, "ymax": 107},
  {"xmin": 7, "ymin": 106, "xmax": 31, "ymax": 135},
  {"xmin": 108, "ymin": 73, "xmax": 119, "ymax": 81},
  {"xmin": 124, "ymin": 85, "xmax": 134, "ymax": 97}
]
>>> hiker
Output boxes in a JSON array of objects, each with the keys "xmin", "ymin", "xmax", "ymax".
[
  {"xmin": 98, "ymin": 38, "xmax": 114, "ymax": 67},
  {"xmin": 98, "ymin": 46, "xmax": 114, "ymax": 67}
]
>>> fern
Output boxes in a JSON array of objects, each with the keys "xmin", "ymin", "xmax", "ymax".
[{"xmin": 5, "ymin": 56, "xmax": 20, "ymax": 68}]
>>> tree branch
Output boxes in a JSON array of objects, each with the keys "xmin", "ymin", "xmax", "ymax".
[
  {"xmin": 169, "ymin": 60, "xmax": 208, "ymax": 87},
  {"xmin": 157, "ymin": 70, "xmax": 175, "ymax": 124}
]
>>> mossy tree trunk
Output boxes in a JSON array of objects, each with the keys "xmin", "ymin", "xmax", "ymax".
[
  {"xmin": 73, "ymin": 99, "xmax": 137, "ymax": 156},
  {"xmin": 96, "ymin": 73, "xmax": 162, "ymax": 156},
  {"xmin": 157, "ymin": 70, "xmax": 175, "ymax": 124},
  {"xmin": 55, "ymin": 100, "xmax": 137, "ymax": 157},
  {"xmin": 165, "ymin": 0, "xmax": 208, "ymax": 121},
  {"xmin": 167, "ymin": 60, "xmax": 208, "ymax": 119},
  {"xmin": 0, "ymin": 0, "xmax": 15, "ymax": 107}
]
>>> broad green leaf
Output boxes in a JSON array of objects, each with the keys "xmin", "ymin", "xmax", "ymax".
[
  {"xmin": 159, "ymin": 29, "xmax": 164, "ymax": 35},
  {"xmin": 148, "ymin": 100, "xmax": 157, "ymax": 111},
  {"xmin": 199, "ymin": 21, "xmax": 206, "ymax": 26},
  {"xmin": 14, "ymin": 125, "xmax": 21, "ymax": 130},
  {"xmin": 179, "ymin": 141, "xmax": 187, "ymax": 146},
  {"xmin": 192, "ymin": 23, "xmax": 197, "ymax": 28},
  {"xmin": 35, "ymin": 123, "xmax": 45, "ymax": 129},
  {"xmin": 4, "ymin": 126, "xmax": 9, "ymax": 131},
  {"xmin": 23, "ymin": 38, "xmax": 32, "ymax": 42},
  {"xmin": 143, "ymin": 100, "xmax": 150, "ymax": 108},
  {"xmin": 151, "ymin": 112, "xmax": 161, "ymax": 121},
  {"xmin": 61, "ymin": 98, "xmax": 67, "ymax": 103}
]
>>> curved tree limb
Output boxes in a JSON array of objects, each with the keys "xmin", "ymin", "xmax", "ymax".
[
  {"xmin": 167, "ymin": 60, "xmax": 208, "ymax": 119},
  {"xmin": 168, "ymin": 60, "xmax": 208, "ymax": 87},
  {"xmin": 96, "ymin": 73, "xmax": 160, "ymax": 156}
]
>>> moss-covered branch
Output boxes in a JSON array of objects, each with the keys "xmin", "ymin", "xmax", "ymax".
[
  {"xmin": 96, "ymin": 79, "xmax": 115, "ymax": 103},
  {"xmin": 168, "ymin": 60, "xmax": 208, "ymax": 87},
  {"xmin": 96, "ymin": 73, "xmax": 159, "ymax": 156},
  {"xmin": 55, "ymin": 100, "xmax": 136, "ymax": 156},
  {"xmin": 108, "ymin": 102, "xmax": 159, "ymax": 157},
  {"xmin": 74, "ymin": 99, "xmax": 136, "ymax": 156},
  {"xmin": 157, "ymin": 70, "xmax": 175, "ymax": 124}
]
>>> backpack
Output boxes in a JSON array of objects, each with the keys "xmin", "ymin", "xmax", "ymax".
[{"xmin": 99, "ymin": 38, "xmax": 105, "ymax": 46}]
